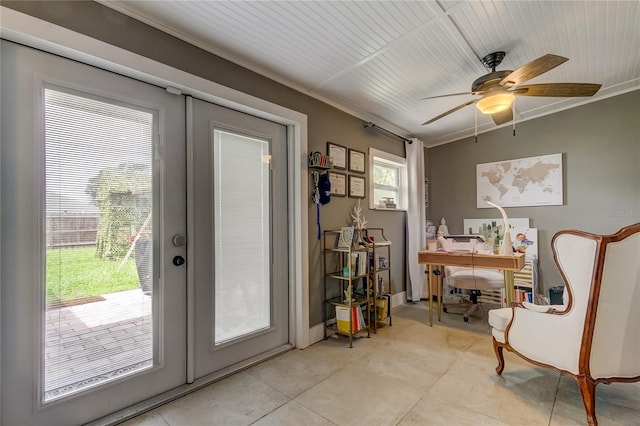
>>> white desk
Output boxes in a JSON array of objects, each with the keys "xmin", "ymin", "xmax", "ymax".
[{"xmin": 418, "ymin": 251, "xmax": 525, "ymax": 326}]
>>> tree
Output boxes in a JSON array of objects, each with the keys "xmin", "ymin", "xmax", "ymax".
[{"xmin": 86, "ymin": 163, "xmax": 151, "ymax": 260}]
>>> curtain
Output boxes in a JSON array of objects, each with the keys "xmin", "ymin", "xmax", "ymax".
[{"xmin": 405, "ymin": 138, "xmax": 427, "ymax": 301}]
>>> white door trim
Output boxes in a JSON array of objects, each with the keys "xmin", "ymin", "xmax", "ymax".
[{"xmin": 0, "ymin": 7, "xmax": 310, "ymax": 357}]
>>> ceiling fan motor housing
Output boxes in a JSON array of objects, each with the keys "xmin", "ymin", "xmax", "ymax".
[{"xmin": 472, "ymin": 70, "xmax": 512, "ymax": 93}]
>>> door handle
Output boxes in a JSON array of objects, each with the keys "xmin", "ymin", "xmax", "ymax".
[{"xmin": 172, "ymin": 234, "xmax": 186, "ymax": 247}]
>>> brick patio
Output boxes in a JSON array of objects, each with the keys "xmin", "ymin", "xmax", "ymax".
[{"xmin": 44, "ymin": 289, "xmax": 152, "ymax": 400}]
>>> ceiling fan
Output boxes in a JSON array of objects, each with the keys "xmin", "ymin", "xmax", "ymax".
[{"xmin": 421, "ymin": 51, "xmax": 601, "ymax": 126}]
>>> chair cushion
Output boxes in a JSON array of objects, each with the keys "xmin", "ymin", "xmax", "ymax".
[
  {"xmin": 488, "ymin": 307, "xmax": 512, "ymax": 331},
  {"xmin": 445, "ymin": 266, "xmax": 504, "ymax": 290}
]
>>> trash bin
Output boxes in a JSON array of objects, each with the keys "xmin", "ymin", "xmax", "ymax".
[
  {"xmin": 549, "ymin": 286, "xmax": 564, "ymax": 305},
  {"xmin": 135, "ymin": 235, "xmax": 153, "ymax": 295}
]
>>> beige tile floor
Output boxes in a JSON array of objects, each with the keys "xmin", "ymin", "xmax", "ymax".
[{"xmin": 122, "ymin": 302, "xmax": 640, "ymax": 426}]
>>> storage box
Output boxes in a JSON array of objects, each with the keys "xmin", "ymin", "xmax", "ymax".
[{"xmin": 376, "ymin": 298, "xmax": 388, "ymax": 320}]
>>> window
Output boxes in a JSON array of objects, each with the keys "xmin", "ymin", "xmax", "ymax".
[
  {"xmin": 369, "ymin": 148, "xmax": 407, "ymax": 210},
  {"xmin": 44, "ymin": 87, "xmax": 155, "ymax": 400}
]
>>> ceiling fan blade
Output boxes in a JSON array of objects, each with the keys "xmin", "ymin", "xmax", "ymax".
[
  {"xmin": 420, "ymin": 92, "xmax": 472, "ymax": 100},
  {"xmin": 422, "ymin": 100, "xmax": 477, "ymax": 125},
  {"xmin": 492, "ymin": 108, "xmax": 513, "ymax": 125},
  {"xmin": 500, "ymin": 54, "xmax": 569, "ymax": 87},
  {"xmin": 515, "ymin": 83, "xmax": 601, "ymax": 97}
]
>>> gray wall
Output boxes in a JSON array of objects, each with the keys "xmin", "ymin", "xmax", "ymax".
[
  {"xmin": 428, "ymin": 89, "xmax": 640, "ymax": 295},
  {"xmin": 4, "ymin": 1, "xmax": 408, "ymax": 327}
]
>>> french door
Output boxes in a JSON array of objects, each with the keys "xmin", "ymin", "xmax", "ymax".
[
  {"xmin": 1, "ymin": 41, "xmax": 187, "ymax": 424},
  {"xmin": 189, "ymin": 98, "xmax": 290, "ymax": 379},
  {"xmin": 1, "ymin": 40, "xmax": 291, "ymax": 425}
]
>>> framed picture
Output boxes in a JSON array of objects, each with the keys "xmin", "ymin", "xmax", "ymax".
[
  {"xmin": 327, "ymin": 142, "xmax": 347, "ymax": 170},
  {"xmin": 476, "ymin": 153, "xmax": 563, "ymax": 207},
  {"xmin": 348, "ymin": 148, "xmax": 366, "ymax": 173},
  {"xmin": 349, "ymin": 175, "xmax": 366, "ymax": 198},
  {"xmin": 328, "ymin": 171, "xmax": 346, "ymax": 196}
]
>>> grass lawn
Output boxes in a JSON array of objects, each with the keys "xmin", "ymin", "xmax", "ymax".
[{"xmin": 47, "ymin": 246, "xmax": 140, "ymax": 301}]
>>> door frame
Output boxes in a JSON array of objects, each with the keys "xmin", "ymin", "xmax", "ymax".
[{"xmin": 1, "ymin": 3, "xmax": 310, "ymax": 417}]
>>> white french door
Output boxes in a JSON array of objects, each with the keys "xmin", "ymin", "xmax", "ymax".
[
  {"xmin": 189, "ymin": 98, "xmax": 290, "ymax": 378},
  {"xmin": 1, "ymin": 40, "xmax": 292, "ymax": 425},
  {"xmin": 1, "ymin": 41, "xmax": 187, "ymax": 425}
]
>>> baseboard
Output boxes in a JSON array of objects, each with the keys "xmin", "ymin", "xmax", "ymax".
[
  {"xmin": 309, "ymin": 322, "xmax": 325, "ymax": 345},
  {"xmin": 391, "ymin": 291, "xmax": 406, "ymax": 308}
]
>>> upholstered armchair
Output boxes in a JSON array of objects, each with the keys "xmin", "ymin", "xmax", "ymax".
[{"xmin": 488, "ymin": 223, "xmax": 640, "ymax": 426}]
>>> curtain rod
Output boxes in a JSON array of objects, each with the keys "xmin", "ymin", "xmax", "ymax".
[{"xmin": 363, "ymin": 121, "xmax": 412, "ymax": 144}]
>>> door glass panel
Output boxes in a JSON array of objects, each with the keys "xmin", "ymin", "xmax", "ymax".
[
  {"xmin": 213, "ymin": 129, "xmax": 270, "ymax": 344},
  {"xmin": 44, "ymin": 88, "xmax": 154, "ymax": 401}
]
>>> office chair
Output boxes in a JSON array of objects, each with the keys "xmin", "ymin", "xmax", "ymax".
[{"xmin": 443, "ymin": 266, "xmax": 504, "ymax": 322}]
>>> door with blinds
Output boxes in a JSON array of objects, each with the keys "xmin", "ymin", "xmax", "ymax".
[
  {"xmin": 189, "ymin": 98, "xmax": 289, "ymax": 378},
  {"xmin": 1, "ymin": 41, "xmax": 187, "ymax": 425}
]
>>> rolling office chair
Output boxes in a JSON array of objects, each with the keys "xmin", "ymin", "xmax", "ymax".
[
  {"xmin": 441, "ymin": 229, "xmax": 538, "ymax": 322},
  {"xmin": 443, "ymin": 266, "xmax": 505, "ymax": 322}
]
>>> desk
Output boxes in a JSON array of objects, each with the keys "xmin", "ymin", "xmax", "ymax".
[{"xmin": 418, "ymin": 251, "xmax": 525, "ymax": 326}]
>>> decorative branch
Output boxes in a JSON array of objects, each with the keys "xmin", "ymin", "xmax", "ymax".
[{"xmin": 350, "ymin": 199, "xmax": 367, "ymax": 229}]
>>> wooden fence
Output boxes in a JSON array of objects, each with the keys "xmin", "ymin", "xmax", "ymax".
[{"xmin": 46, "ymin": 215, "xmax": 99, "ymax": 248}]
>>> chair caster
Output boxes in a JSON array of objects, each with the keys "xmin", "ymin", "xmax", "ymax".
[
  {"xmin": 463, "ymin": 316, "xmax": 469, "ymax": 322},
  {"xmin": 443, "ymin": 307, "xmax": 448, "ymax": 313}
]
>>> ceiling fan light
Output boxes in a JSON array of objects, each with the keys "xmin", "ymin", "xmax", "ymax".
[{"xmin": 477, "ymin": 93, "xmax": 515, "ymax": 114}]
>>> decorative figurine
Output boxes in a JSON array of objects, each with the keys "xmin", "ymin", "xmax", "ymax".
[{"xmin": 437, "ymin": 217, "xmax": 449, "ymax": 237}]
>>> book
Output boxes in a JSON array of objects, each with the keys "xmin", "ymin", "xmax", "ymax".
[
  {"xmin": 335, "ymin": 305, "xmax": 365, "ymax": 333},
  {"xmin": 357, "ymin": 306, "xmax": 365, "ymax": 331},
  {"xmin": 376, "ymin": 298, "xmax": 388, "ymax": 320},
  {"xmin": 336, "ymin": 306, "xmax": 353, "ymax": 333}
]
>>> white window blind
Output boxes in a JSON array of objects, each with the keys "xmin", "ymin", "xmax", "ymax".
[
  {"xmin": 44, "ymin": 87, "xmax": 154, "ymax": 400},
  {"xmin": 213, "ymin": 129, "xmax": 271, "ymax": 344}
]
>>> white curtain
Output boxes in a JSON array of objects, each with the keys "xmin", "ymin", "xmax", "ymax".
[{"xmin": 405, "ymin": 138, "xmax": 427, "ymax": 301}]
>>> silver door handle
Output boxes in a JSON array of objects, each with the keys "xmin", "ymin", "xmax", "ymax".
[{"xmin": 172, "ymin": 234, "xmax": 186, "ymax": 247}]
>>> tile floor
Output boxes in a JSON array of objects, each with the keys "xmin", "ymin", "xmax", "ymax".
[{"xmin": 122, "ymin": 302, "xmax": 640, "ymax": 426}]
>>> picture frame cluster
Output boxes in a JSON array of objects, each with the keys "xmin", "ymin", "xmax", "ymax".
[{"xmin": 326, "ymin": 142, "xmax": 366, "ymax": 198}]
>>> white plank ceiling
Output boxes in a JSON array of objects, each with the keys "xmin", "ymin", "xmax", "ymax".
[{"xmin": 103, "ymin": 0, "xmax": 640, "ymax": 146}]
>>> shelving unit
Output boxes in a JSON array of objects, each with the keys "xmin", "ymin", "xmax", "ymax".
[
  {"xmin": 363, "ymin": 227, "xmax": 392, "ymax": 332},
  {"xmin": 308, "ymin": 151, "xmax": 332, "ymax": 169},
  {"xmin": 512, "ymin": 260, "xmax": 535, "ymax": 303},
  {"xmin": 477, "ymin": 260, "xmax": 536, "ymax": 306},
  {"xmin": 323, "ymin": 229, "xmax": 371, "ymax": 347}
]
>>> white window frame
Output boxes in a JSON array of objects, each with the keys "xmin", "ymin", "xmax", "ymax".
[{"xmin": 368, "ymin": 148, "xmax": 407, "ymax": 211}]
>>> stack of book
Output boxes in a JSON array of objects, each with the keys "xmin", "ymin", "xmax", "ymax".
[
  {"xmin": 513, "ymin": 288, "xmax": 533, "ymax": 303},
  {"xmin": 335, "ymin": 305, "xmax": 365, "ymax": 334},
  {"xmin": 349, "ymin": 252, "xmax": 368, "ymax": 276}
]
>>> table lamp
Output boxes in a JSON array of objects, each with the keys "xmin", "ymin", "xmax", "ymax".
[{"xmin": 486, "ymin": 200, "xmax": 514, "ymax": 256}]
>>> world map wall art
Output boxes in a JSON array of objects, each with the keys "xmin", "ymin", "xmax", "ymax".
[{"xmin": 476, "ymin": 153, "xmax": 563, "ymax": 208}]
